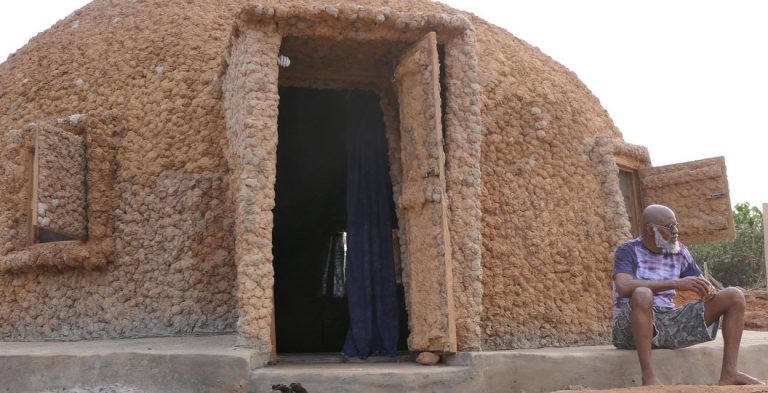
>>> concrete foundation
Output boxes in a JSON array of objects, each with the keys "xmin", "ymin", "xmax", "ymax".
[
  {"xmin": 2, "ymin": 332, "xmax": 768, "ymax": 392},
  {"xmin": 0, "ymin": 335, "xmax": 252, "ymax": 393}
]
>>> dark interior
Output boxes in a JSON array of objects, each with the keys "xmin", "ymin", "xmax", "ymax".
[
  {"xmin": 273, "ymin": 87, "xmax": 408, "ymax": 353},
  {"xmin": 37, "ymin": 228, "xmax": 74, "ymax": 243}
]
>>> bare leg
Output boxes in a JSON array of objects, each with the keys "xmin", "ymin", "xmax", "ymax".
[
  {"xmin": 703, "ymin": 287, "xmax": 764, "ymax": 385},
  {"xmin": 630, "ymin": 287, "xmax": 661, "ymax": 385}
]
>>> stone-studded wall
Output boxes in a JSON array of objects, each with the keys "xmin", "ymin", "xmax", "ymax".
[
  {"xmin": 221, "ymin": 24, "xmax": 281, "ymax": 352},
  {"xmin": 1, "ymin": 0, "xmax": 633, "ymax": 349},
  {"xmin": 471, "ymin": 19, "xmax": 627, "ymax": 348},
  {"xmin": 442, "ymin": 28, "xmax": 483, "ymax": 351},
  {"xmin": 0, "ymin": 129, "xmax": 34, "ymax": 255},
  {"xmin": 0, "ymin": 0, "xmax": 239, "ymax": 340},
  {"xmin": 36, "ymin": 126, "xmax": 88, "ymax": 239}
]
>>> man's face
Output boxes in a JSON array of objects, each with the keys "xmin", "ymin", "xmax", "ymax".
[{"xmin": 652, "ymin": 222, "xmax": 680, "ymax": 253}]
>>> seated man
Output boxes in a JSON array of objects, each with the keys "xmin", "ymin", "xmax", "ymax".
[{"xmin": 612, "ymin": 204, "xmax": 763, "ymax": 386}]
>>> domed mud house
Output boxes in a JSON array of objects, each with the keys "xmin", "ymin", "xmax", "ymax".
[{"xmin": 0, "ymin": 0, "xmax": 735, "ymax": 391}]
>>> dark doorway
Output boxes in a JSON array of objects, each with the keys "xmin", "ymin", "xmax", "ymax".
[{"xmin": 273, "ymin": 87, "xmax": 407, "ymax": 354}]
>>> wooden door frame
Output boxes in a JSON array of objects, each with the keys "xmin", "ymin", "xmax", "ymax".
[{"xmin": 223, "ymin": 10, "xmax": 484, "ymax": 359}]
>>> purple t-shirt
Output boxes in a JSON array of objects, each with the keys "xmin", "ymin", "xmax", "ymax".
[{"xmin": 612, "ymin": 237, "xmax": 702, "ymax": 319}]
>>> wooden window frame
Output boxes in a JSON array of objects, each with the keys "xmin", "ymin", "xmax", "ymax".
[
  {"xmin": 617, "ymin": 164, "xmax": 642, "ymax": 237},
  {"xmin": 0, "ymin": 116, "xmax": 122, "ymax": 273}
]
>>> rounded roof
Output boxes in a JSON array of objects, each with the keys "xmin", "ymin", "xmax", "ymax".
[{"xmin": 0, "ymin": 0, "xmax": 619, "ymax": 137}]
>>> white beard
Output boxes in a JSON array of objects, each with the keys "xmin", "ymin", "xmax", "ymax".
[{"xmin": 653, "ymin": 227, "xmax": 680, "ymax": 254}]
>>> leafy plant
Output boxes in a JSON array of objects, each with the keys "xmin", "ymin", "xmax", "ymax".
[{"xmin": 689, "ymin": 203, "xmax": 765, "ymax": 289}]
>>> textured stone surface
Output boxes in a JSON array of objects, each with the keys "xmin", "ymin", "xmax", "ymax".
[
  {"xmin": 442, "ymin": 28, "xmax": 484, "ymax": 352},
  {"xmin": 221, "ymin": 24, "xmax": 281, "ymax": 352},
  {"xmin": 0, "ymin": 128, "xmax": 35, "ymax": 254},
  {"xmin": 0, "ymin": 0, "xmax": 643, "ymax": 351},
  {"xmin": 36, "ymin": 125, "xmax": 87, "ymax": 239},
  {"xmin": 415, "ymin": 351, "xmax": 441, "ymax": 365},
  {"xmin": 0, "ymin": 1, "xmax": 240, "ymax": 341},
  {"xmin": 394, "ymin": 32, "xmax": 456, "ymax": 352},
  {"xmin": 474, "ymin": 19, "xmax": 625, "ymax": 348}
]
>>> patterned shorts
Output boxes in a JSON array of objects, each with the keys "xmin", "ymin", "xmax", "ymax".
[{"xmin": 612, "ymin": 300, "xmax": 719, "ymax": 349}]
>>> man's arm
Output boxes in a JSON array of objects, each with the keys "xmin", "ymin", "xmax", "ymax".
[{"xmin": 614, "ymin": 273, "xmax": 712, "ymax": 299}]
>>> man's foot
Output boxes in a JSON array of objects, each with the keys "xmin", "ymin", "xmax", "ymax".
[
  {"xmin": 642, "ymin": 375, "xmax": 663, "ymax": 386},
  {"xmin": 718, "ymin": 371, "xmax": 764, "ymax": 385}
]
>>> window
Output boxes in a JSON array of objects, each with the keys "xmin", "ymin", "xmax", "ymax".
[
  {"xmin": 30, "ymin": 125, "xmax": 87, "ymax": 243},
  {"xmin": 614, "ymin": 153, "xmax": 734, "ymax": 245},
  {"xmin": 617, "ymin": 166, "xmax": 641, "ymax": 237},
  {"xmin": 1, "ymin": 116, "xmax": 121, "ymax": 273}
]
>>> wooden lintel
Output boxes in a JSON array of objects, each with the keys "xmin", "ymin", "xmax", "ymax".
[
  {"xmin": 279, "ymin": 69, "xmax": 389, "ymax": 86},
  {"xmin": 615, "ymin": 155, "xmax": 645, "ymax": 170}
]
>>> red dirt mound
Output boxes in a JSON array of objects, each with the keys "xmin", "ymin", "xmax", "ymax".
[{"xmin": 674, "ymin": 289, "xmax": 768, "ymax": 331}]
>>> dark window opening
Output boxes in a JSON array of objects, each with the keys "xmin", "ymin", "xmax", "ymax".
[
  {"xmin": 273, "ymin": 87, "xmax": 408, "ymax": 353},
  {"xmin": 37, "ymin": 228, "xmax": 74, "ymax": 243},
  {"xmin": 618, "ymin": 168, "xmax": 642, "ymax": 237},
  {"xmin": 437, "ymin": 43, "xmax": 449, "ymax": 155}
]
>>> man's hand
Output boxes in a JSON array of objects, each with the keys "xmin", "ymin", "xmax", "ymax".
[{"xmin": 677, "ymin": 276, "xmax": 715, "ymax": 299}]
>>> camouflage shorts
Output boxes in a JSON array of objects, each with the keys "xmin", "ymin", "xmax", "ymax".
[{"xmin": 612, "ymin": 300, "xmax": 719, "ymax": 349}]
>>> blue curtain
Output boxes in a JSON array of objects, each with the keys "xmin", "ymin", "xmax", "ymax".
[{"xmin": 341, "ymin": 92, "xmax": 399, "ymax": 358}]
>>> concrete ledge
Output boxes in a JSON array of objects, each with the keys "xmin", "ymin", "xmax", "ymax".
[
  {"xmin": 250, "ymin": 362, "xmax": 474, "ymax": 393},
  {"xmin": 446, "ymin": 330, "xmax": 768, "ymax": 392},
  {"xmin": 0, "ymin": 335, "xmax": 252, "ymax": 393},
  {"xmin": 3, "ymin": 331, "xmax": 768, "ymax": 392}
]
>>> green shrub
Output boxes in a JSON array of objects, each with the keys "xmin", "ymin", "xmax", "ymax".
[{"xmin": 689, "ymin": 203, "xmax": 765, "ymax": 289}]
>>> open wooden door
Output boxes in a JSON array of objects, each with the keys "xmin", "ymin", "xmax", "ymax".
[
  {"xmin": 394, "ymin": 32, "xmax": 457, "ymax": 352},
  {"xmin": 639, "ymin": 156, "xmax": 734, "ymax": 245}
]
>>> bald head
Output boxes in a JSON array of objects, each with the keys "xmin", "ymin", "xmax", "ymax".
[
  {"xmin": 641, "ymin": 204, "xmax": 676, "ymax": 227},
  {"xmin": 640, "ymin": 204, "xmax": 680, "ymax": 253}
]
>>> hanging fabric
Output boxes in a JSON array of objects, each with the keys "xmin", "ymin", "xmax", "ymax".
[
  {"xmin": 321, "ymin": 232, "xmax": 347, "ymax": 298},
  {"xmin": 341, "ymin": 91, "xmax": 399, "ymax": 358}
]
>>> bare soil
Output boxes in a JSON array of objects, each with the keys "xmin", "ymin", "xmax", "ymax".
[
  {"xmin": 744, "ymin": 291, "xmax": 768, "ymax": 331},
  {"xmin": 674, "ymin": 289, "xmax": 768, "ymax": 331},
  {"xmin": 556, "ymin": 385, "xmax": 768, "ymax": 393}
]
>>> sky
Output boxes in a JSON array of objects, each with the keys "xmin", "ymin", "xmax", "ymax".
[
  {"xmin": 438, "ymin": 0, "xmax": 768, "ymax": 210},
  {"xmin": 1, "ymin": 0, "xmax": 766, "ymax": 209}
]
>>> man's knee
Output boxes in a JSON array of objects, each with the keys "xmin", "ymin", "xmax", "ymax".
[
  {"xmin": 630, "ymin": 287, "xmax": 654, "ymax": 309},
  {"xmin": 719, "ymin": 287, "xmax": 745, "ymax": 308}
]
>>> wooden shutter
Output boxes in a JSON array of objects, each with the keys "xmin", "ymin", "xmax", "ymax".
[
  {"xmin": 32, "ymin": 126, "xmax": 87, "ymax": 241},
  {"xmin": 394, "ymin": 32, "xmax": 457, "ymax": 352},
  {"xmin": 639, "ymin": 156, "xmax": 734, "ymax": 245}
]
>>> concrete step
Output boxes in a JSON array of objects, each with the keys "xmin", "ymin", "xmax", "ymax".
[
  {"xmin": 0, "ymin": 334, "xmax": 252, "ymax": 393},
  {"xmin": 444, "ymin": 330, "xmax": 768, "ymax": 392},
  {"xmin": 2, "ymin": 331, "xmax": 768, "ymax": 392},
  {"xmin": 275, "ymin": 352, "xmax": 412, "ymax": 364},
  {"xmin": 250, "ymin": 362, "xmax": 474, "ymax": 393}
]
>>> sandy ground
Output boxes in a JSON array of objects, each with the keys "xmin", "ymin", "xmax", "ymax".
[
  {"xmin": 555, "ymin": 385, "xmax": 768, "ymax": 393},
  {"xmin": 744, "ymin": 292, "xmax": 768, "ymax": 331},
  {"xmin": 35, "ymin": 387, "xmax": 147, "ymax": 393}
]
